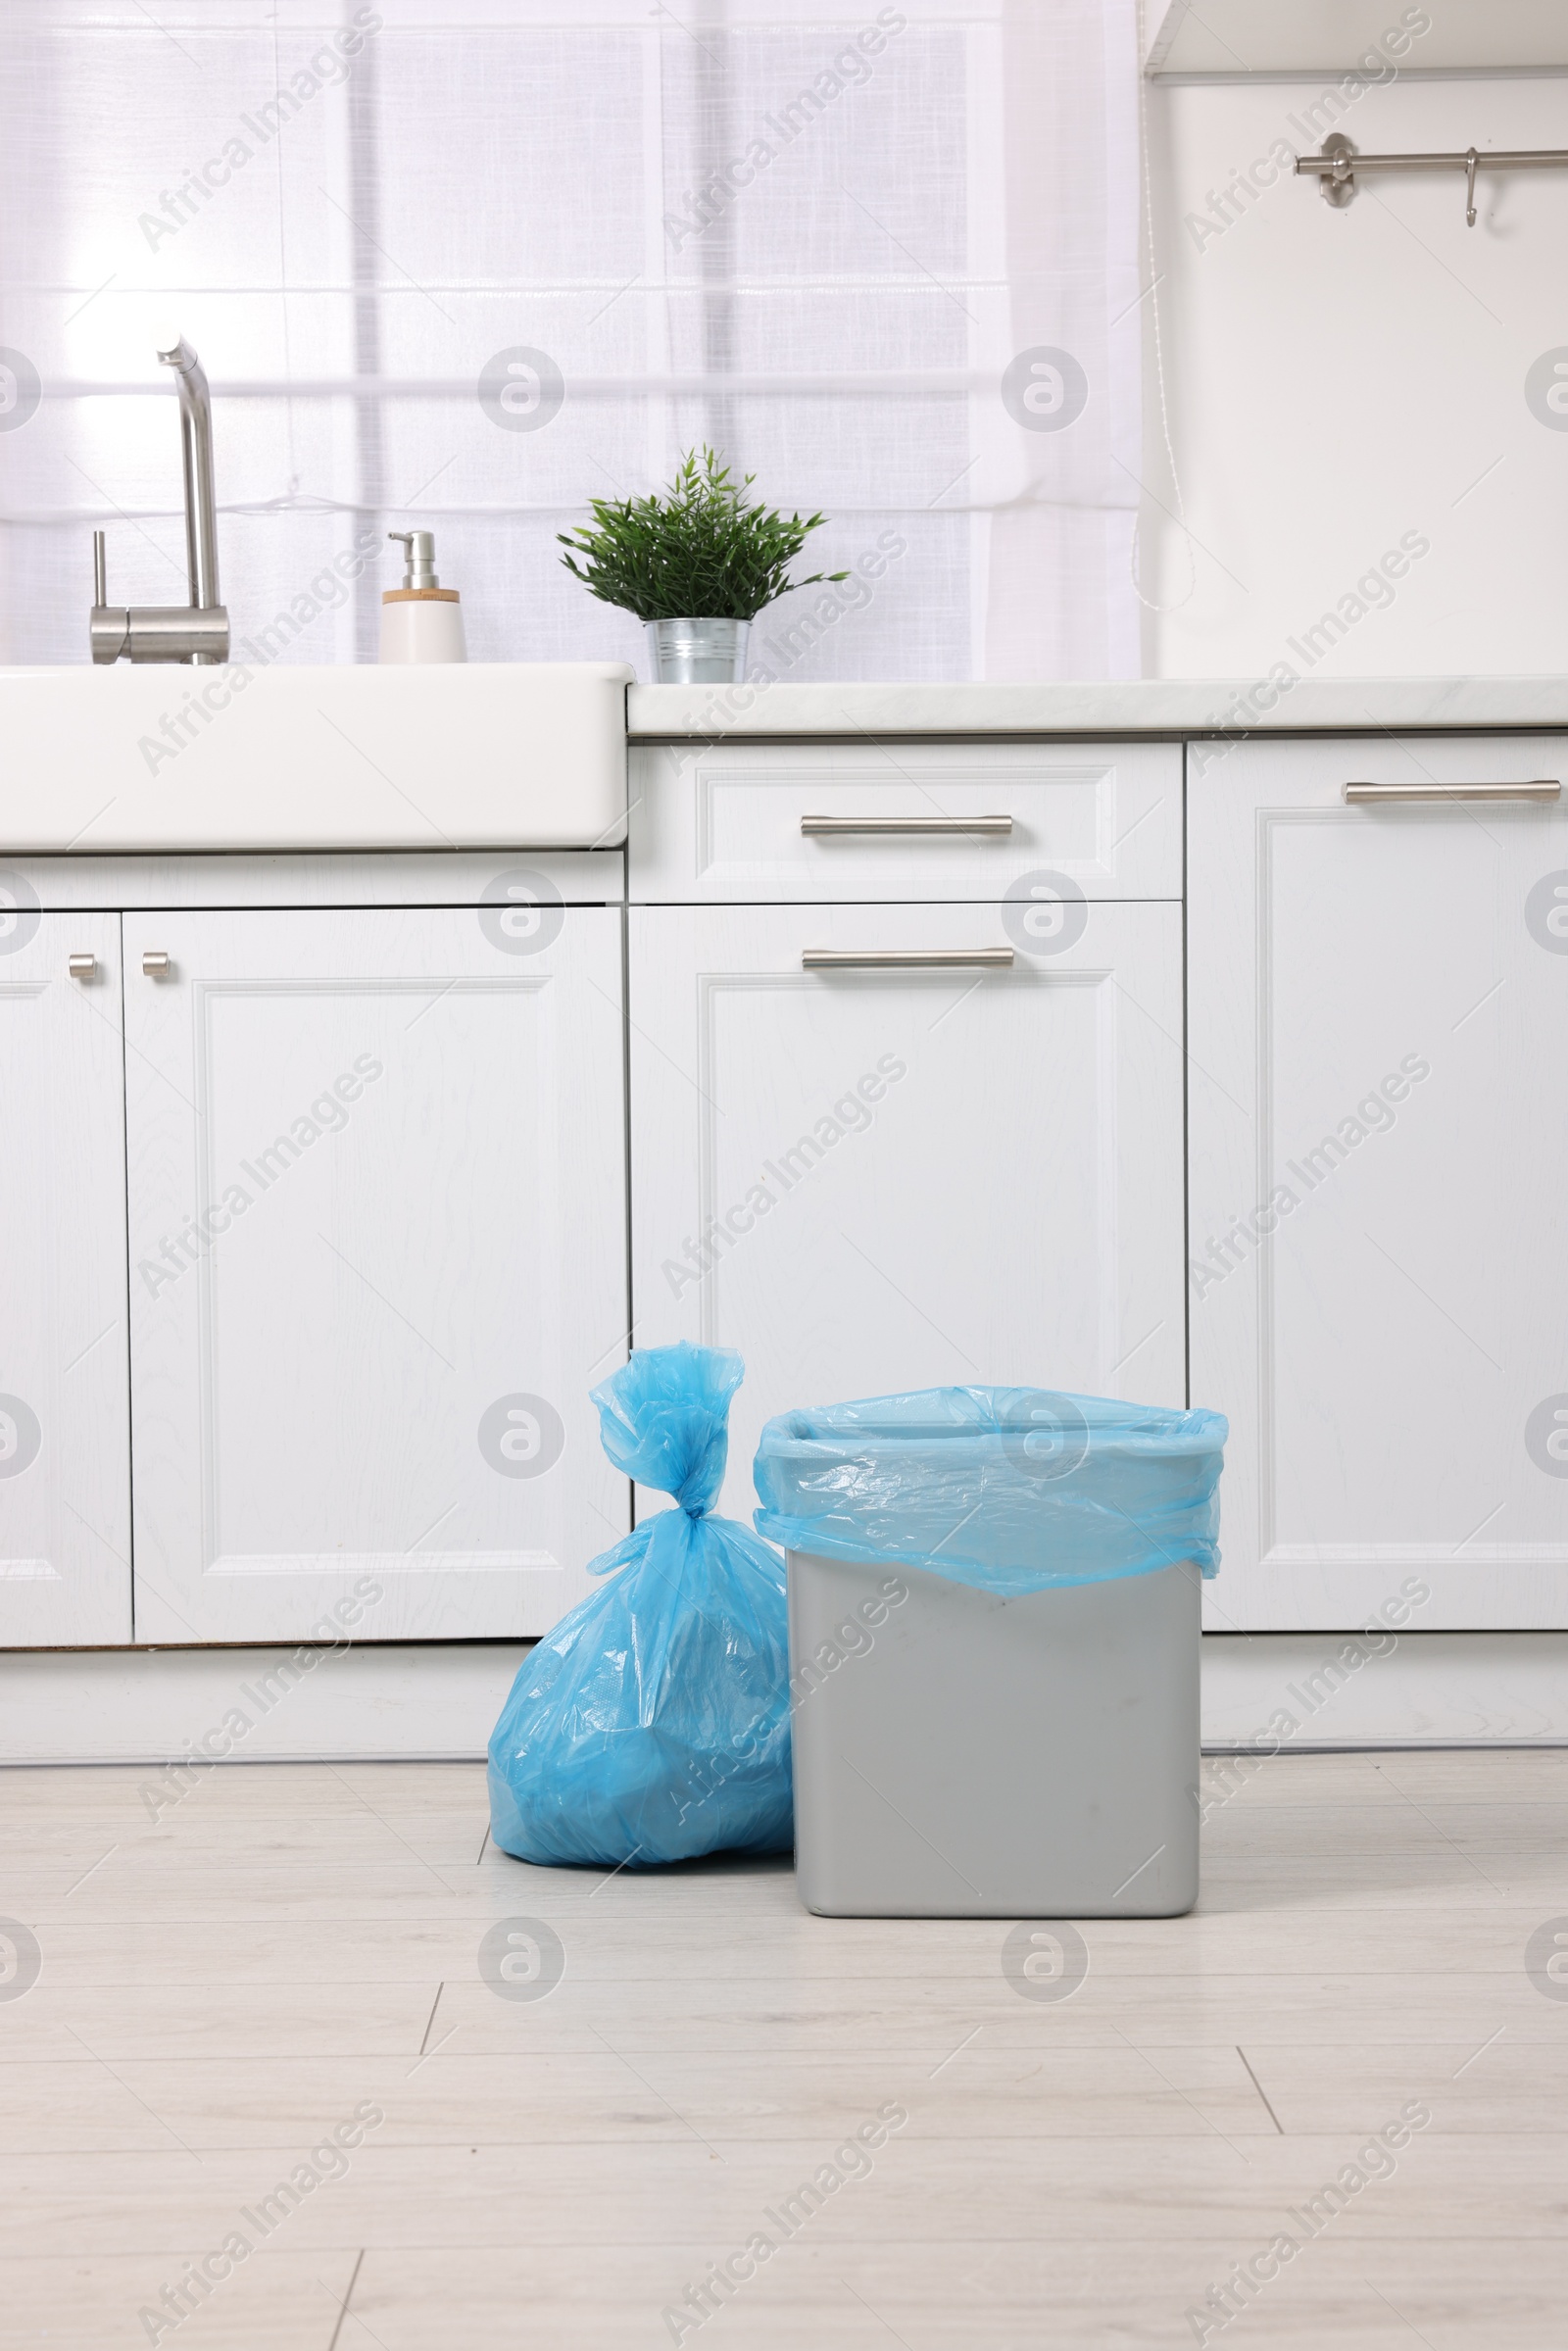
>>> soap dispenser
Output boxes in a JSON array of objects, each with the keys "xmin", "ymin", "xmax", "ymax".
[{"xmin": 379, "ymin": 529, "xmax": 467, "ymax": 662}]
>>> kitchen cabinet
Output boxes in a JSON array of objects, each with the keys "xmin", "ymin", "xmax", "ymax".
[
  {"xmin": 0, "ymin": 908, "xmax": 132, "ymax": 1645},
  {"xmin": 628, "ymin": 899, "xmax": 1188, "ymax": 1522},
  {"xmin": 1189, "ymin": 736, "xmax": 1568, "ymax": 1631},
  {"xmin": 121, "ymin": 902, "xmax": 628, "ymax": 1643}
]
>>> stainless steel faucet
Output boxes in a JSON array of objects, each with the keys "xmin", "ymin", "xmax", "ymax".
[{"xmin": 90, "ymin": 334, "xmax": 229, "ymax": 664}]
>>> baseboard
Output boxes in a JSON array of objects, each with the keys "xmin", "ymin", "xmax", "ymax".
[
  {"xmin": 0, "ymin": 1632, "xmax": 1564, "ymax": 1765},
  {"xmin": 0, "ymin": 1641, "xmax": 529, "ymax": 1766},
  {"xmin": 1200, "ymin": 1630, "xmax": 1568, "ymax": 1749}
]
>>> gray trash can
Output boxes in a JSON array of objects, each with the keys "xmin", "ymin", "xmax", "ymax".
[{"xmin": 754, "ymin": 1388, "xmax": 1227, "ymax": 1920}]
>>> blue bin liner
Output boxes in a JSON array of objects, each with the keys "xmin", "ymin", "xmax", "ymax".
[{"xmin": 754, "ymin": 1386, "xmax": 1228, "ymax": 1598}]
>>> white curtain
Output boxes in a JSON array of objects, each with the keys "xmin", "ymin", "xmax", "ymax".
[{"xmin": 0, "ymin": 0, "xmax": 1142, "ymax": 680}]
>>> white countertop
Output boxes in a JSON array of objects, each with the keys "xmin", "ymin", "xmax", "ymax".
[{"xmin": 627, "ymin": 676, "xmax": 1568, "ymax": 739}]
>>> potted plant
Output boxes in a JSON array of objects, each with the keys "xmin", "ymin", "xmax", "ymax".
[{"xmin": 558, "ymin": 446, "xmax": 847, "ymax": 683}]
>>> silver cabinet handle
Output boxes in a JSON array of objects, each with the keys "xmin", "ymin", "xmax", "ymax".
[
  {"xmin": 800, "ymin": 813, "xmax": 1013, "ymax": 836},
  {"xmin": 1344, "ymin": 780, "xmax": 1561, "ymax": 804},
  {"xmin": 69, "ymin": 953, "xmax": 96, "ymax": 980},
  {"xmin": 803, "ymin": 947, "xmax": 1014, "ymax": 970},
  {"xmin": 142, "ymin": 950, "xmax": 172, "ymax": 977}
]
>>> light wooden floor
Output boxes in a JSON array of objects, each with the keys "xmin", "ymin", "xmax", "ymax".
[{"xmin": 2, "ymin": 1749, "xmax": 1566, "ymax": 2349}]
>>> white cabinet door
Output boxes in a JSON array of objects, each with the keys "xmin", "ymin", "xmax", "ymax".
[
  {"xmin": 124, "ymin": 906, "xmax": 628, "ymax": 1642},
  {"xmin": 1189, "ymin": 736, "xmax": 1568, "ymax": 1631},
  {"xmin": 629, "ymin": 902, "xmax": 1186, "ymax": 1523},
  {"xmin": 0, "ymin": 907, "xmax": 132, "ymax": 1645}
]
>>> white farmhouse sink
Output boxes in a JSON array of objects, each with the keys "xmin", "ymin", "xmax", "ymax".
[{"xmin": 0, "ymin": 662, "xmax": 631, "ymax": 854}]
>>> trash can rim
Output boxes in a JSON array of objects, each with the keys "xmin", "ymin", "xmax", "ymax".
[{"xmin": 758, "ymin": 1402, "xmax": 1227, "ymax": 1457}]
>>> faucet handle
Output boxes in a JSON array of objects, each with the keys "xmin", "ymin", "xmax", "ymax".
[{"xmin": 93, "ymin": 529, "xmax": 107, "ymax": 606}]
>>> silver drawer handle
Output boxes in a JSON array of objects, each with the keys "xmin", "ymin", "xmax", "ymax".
[
  {"xmin": 801, "ymin": 813, "xmax": 1013, "ymax": 836},
  {"xmin": 1344, "ymin": 780, "xmax": 1560, "ymax": 804},
  {"xmin": 69, "ymin": 953, "xmax": 96, "ymax": 980},
  {"xmin": 142, "ymin": 950, "xmax": 172, "ymax": 977},
  {"xmin": 803, "ymin": 947, "xmax": 1014, "ymax": 970}
]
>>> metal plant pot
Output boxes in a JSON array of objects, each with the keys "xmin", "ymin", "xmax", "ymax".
[{"xmin": 645, "ymin": 616, "xmax": 750, "ymax": 684}]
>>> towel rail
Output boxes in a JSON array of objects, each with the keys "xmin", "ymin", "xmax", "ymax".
[{"xmin": 1297, "ymin": 133, "xmax": 1568, "ymax": 226}]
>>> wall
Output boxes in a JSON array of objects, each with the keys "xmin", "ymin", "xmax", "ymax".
[{"xmin": 1141, "ymin": 57, "xmax": 1568, "ymax": 679}]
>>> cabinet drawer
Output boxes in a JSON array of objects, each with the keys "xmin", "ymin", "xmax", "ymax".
[{"xmin": 628, "ymin": 739, "xmax": 1181, "ymax": 903}]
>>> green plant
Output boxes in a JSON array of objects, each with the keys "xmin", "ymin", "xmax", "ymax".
[{"xmin": 558, "ymin": 446, "xmax": 847, "ymax": 623}]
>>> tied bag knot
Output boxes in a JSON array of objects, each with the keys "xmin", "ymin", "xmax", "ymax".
[{"xmin": 590, "ymin": 1337, "xmax": 737, "ymax": 1521}]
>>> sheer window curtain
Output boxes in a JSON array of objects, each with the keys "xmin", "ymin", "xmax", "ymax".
[{"xmin": 0, "ymin": 0, "xmax": 1141, "ymax": 680}]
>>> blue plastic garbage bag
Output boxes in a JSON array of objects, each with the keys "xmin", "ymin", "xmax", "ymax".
[
  {"xmin": 754, "ymin": 1387, "xmax": 1228, "ymax": 1599},
  {"xmin": 488, "ymin": 1343, "xmax": 793, "ymax": 1868}
]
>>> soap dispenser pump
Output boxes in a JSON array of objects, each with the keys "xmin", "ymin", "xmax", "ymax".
[{"xmin": 379, "ymin": 529, "xmax": 466, "ymax": 662}]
